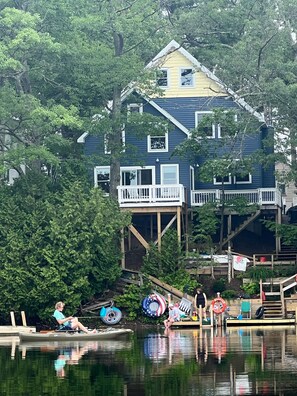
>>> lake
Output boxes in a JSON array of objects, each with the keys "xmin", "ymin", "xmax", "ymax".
[{"xmin": 0, "ymin": 326, "xmax": 297, "ymax": 395}]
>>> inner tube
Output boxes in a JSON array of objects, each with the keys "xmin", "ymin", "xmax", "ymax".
[
  {"xmin": 101, "ymin": 307, "xmax": 122, "ymax": 325},
  {"xmin": 211, "ymin": 297, "xmax": 227, "ymax": 315},
  {"xmin": 255, "ymin": 306, "xmax": 265, "ymax": 319},
  {"xmin": 142, "ymin": 294, "xmax": 166, "ymax": 317}
]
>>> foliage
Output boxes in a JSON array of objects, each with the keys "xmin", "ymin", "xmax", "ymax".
[
  {"xmin": 221, "ymin": 289, "xmax": 238, "ymax": 300},
  {"xmin": 242, "ymin": 282, "xmax": 260, "ymax": 296},
  {"xmin": 0, "ymin": 176, "xmax": 131, "ymax": 319},
  {"xmin": 142, "ymin": 230, "xmax": 196, "ymax": 293},
  {"xmin": 212, "ymin": 278, "xmax": 226, "ymax": 294},
  {"xmin": 246, "ymin": 267, "xmax": 274, "ymax": 282},
  {"xmin": 114, "ymin": 283, "xmax": 152, "ymax": 321}
]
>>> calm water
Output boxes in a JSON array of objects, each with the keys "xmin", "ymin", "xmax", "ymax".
[{"xmin": 0, "ymin": 326, "xmax": 297, "ymax": 395}]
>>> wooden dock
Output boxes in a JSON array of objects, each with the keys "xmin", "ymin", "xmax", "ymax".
[
  {"xmin": 172, "ymin": 317, "xmax": 297, "ymax": 328},
  {"xmin": 0, "ymin": 326, "xmax": 36, "ymax": 336}
]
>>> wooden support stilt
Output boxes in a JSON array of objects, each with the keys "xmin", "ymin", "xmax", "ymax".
[
  {"xmin": 21, "ymin": 311, "xmax": 27, "ymax": 327},
  {"xmin": 10, "ymin": 311, "xmax": 16, "ymax": 327}
]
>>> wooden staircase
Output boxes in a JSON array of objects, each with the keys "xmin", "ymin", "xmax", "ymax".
[
  {"xmin": 261, "ymin": 274, "xmax": 297, "ymax": 318},
  {"xmin": 222, "ymin": 210, "xmax": 261, "ymax": 247}
]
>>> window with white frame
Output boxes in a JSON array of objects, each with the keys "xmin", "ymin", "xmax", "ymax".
[
  {"xmin": 214, "ymin": 174, "xmax": 232, "ymax": 185},
  {"xmin": 195, "ymin": 111, "xmax": 215, "ymax": 138},
  {"xmin": 156, "ymin": 69, "xmax": 169, "ymax": 87},
  {"xmin": 234, "ymin": 172, "xmax": 252, "ymax": 184},
  {"xmin": 147, "ymin": 132, "xmax": 168, "ymax": 152},
  {"xmin": 94, "ymin": 167, "xmax": 110, "ymax": 193},
  {"xmin": 218, "ymin": 114, "xmax": 238, "ymax": 138},
  {"xmin": 180, "ymin": 68, "xmax": 194, "ymax": 87},
  {"xmin": 161, "ymin": 164, "xmax": 179, "ymax": 185},
  {"xmin": 127, "ymin": 103, "xmax": 143, "ymax": 114}
]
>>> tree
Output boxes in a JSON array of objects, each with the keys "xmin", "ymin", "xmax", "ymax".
[{"xmin": 0, "ymin": 176, "xmax": 130, "ymax": 319}]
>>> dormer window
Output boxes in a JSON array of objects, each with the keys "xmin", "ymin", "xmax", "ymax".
[
  {"xmin": 180, "ymin": 68, "xmax": 194, "ymax": 87},
  {"xmin": 157, "ymin": 69, "xmax": 168, "ymax": 88},
  {"xmin": 147, "ymin": 132, "xmax": 168, "ymax": 152}
]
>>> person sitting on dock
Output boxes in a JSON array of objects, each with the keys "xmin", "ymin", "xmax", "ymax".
[
  {"xmin": 164, "ymin": 303, "xmax": 180, "ymax": 329},
  {"xmin": 53, "ymin": 301, "xmax": 96, "ymax": 334}
]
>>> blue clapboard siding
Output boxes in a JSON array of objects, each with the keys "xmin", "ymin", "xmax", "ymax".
[
  {"xmin": 83, "ymin": 95, "xmax": 275, "ymax": 201},
  {"xmin": 153, "ymin": 96, "xmax": 238, "ymax": 130}
]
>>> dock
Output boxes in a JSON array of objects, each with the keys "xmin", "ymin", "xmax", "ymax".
[{"xmin": 0, "ymin": 311, "xmax": 36, "ymax": 336}]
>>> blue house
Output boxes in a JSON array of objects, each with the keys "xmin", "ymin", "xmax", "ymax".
[{"xmin": 78, "ymin": 40, "xmax": 281, "ymax": 269}]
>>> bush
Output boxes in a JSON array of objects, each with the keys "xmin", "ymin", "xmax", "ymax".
[
  {"xmin": 221, "ymin": 289, "xmax": 238, "ymax": 300},
  {"xmin": 242, "ymin": 282, "xmax": 259, "ymax": 296},
  {"xmin": 213, "ymin": 278, "xmax": 226, "ymax": 294}
]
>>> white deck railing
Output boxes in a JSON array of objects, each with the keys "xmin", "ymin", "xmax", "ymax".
[
  {"xmin": 117, "ymin": 184, "xmax": 185, "ymax": 207},
  {"xmin": 191, "ymin": 188, "xmax": 282, "ymax": 207}
]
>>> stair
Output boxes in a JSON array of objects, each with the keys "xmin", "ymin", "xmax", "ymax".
[
  {"xmin": 262, "ymin": 300, "xmax": 283, "ymax": 319},
  {"xmin": 222, "ymin": 210, "xmax": 261, "ymax": 247}
]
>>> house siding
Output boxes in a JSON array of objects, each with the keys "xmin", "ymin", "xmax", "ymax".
[{"xmin": 154, "ymin": 50, "xmax": 226, "ymax": 98}]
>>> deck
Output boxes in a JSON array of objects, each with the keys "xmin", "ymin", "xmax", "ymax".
[{"xmin": 171, "ymin": 318, "xmax": 297, "ymax": 328}]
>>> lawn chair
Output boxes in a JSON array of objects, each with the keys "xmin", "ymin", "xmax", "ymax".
[
  {"xmin": 178, "ymin": 297, "xmax": 194, "ymax": 319},
  {"xmin": 239, "ymin": 300, "xmax": 252, "ymax": 319}
]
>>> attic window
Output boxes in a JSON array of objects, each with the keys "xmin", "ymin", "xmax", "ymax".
[
  {"xmin": 157, "ymin": 69, "xmax": 168, "ymax": 87},
  {"xmin": 180, "ymin": 68, "xmax": 194, "ymax": 87},
  {"xmin": 127, "ymin": 103, "xmax": 143, "ymax": 113}
]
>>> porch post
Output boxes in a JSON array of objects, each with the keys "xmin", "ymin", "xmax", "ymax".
[
  {"xmin": 177, "ymin": 207, "xmax": 181, "ymax": 243},
  {"xmin": 157, "ymin": 211, "xmax": 161, "ymax": 251},
  {"xmin": 121, "ymin": 228, "xmax": 125, "ymax": 269}
]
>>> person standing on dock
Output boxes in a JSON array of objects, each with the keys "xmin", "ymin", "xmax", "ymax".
[{"xmin": 194, "ymin": 288, "xmax": 208, "ymax": 321}]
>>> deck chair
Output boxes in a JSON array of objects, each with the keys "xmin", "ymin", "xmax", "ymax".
[
  {"xmin": 178, "ymin": 297, "xmax": 194, "ymax": 319},
  {"xmin": 239, "ymin": 300, "xmax": 252, "ymax": 319}
]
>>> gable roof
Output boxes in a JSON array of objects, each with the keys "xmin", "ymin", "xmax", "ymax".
[
  {"xmin": 146, "ymin": 40, "xmax": 265, "ymax": 124},
  {"xmin": 78, "ymin": 40, "xmax": 265, "ymax": 143}
]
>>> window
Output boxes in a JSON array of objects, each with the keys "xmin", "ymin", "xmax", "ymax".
[
  {"xmin": 127, "ymin": 103, "xmax": 143, "ymax": 114},
  {"xmin": 214, "ymin": 175, "xmax": 231, "ymax": 185},
  {"xmin": 161, "ymin": 164, "xmax": 179, "ymax": 185},
  {"xmin": 148, "ymin": 132, "xmax": 168, "ymax": 152},
  {"xmin": 180, "ymin": 68, "xmax": 194, "ymax": 87},
  {"xmin": 218, "ymin": 114, "xmax": 238, "ymax": 138},
  {"xmin": 157, "ymin": 69, "xmax": 168, "ymax": 87},
  {"xmin": 195, "ymin": 111, "xmax": 215, "ymax": 138},
  {"xmin": 121, "ymin": 167, "xmax": 154, "ymax": 186},
  {"xmin": 94, "ymin": 167, "xmax": 110, "ymax": 193},
  {"xmin": 234, "ymin": 173, "xmax": 252, "ymax": 184}
]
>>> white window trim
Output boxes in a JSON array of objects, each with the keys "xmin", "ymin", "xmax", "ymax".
[
  {"xmin": 234, "ymin": 173, "xmax": 252, "ymax": 184},
  {"xmin": 127, "ymin": 103, "xmax": 143, "ymax": 114},
  {"xmin": 218, "ymin": 114, "xmax": 238, "ymax": 138},
  {"xmin": 94, "ymin": 166, "xmax": 110, "ymax": 191},
  {"xmin": 190, "ymin": 166, "xmax": 195, "ymax": 191},
  {"xmin": 157, "ymin": 68, "xmax": 169, "ymax": 88},
  {"xmin": 180, "ymin": 67, "xmax": 195, "ymax": 88},
  {"xmin": 147, "ymin": 132, "xmax": 168, "ymax": 153},
  {"xmin": 213, "ymin": 174, "xmax": 232, "ymax": 185},
  {"xmin": 160, "ymin": 164, "xmax": 179, "ymax": 185},
  {"xmin": 195, "ymin": 111, "xmax": 215, "ymax": 139}
]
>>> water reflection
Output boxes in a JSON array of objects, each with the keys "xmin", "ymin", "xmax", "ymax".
[{"xmin": 0, "ymin": 328, "xmax": 297, "ymax": 395}]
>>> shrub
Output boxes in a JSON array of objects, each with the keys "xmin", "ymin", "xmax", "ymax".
[
  {"xmin": 213, "ymin": 278, "xmax": 226, "ymax": 294},
  {"xmin": 221, "ymin": 290, "xmax": 238, "ymax": 300}
]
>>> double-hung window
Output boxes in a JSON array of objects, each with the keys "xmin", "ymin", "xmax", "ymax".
[
  {"xmin": 94, "ymin": 167, "xmax": 110, "ymax": 193},
  {"xmin": 180, "ymin": 68, "xmax": 194, "ymax": 87},
  {"xmin": 157, "ymin": 69, "xmax": 169, "ymax": 88},
  {"xmin": 195, "ymin": 111, "xmax": 215, "ymax": 138}
]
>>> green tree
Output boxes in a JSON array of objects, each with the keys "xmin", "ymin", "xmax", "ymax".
[{"xmin": 0, "ymin": 175, "xmax": 130, "ymax": 319}]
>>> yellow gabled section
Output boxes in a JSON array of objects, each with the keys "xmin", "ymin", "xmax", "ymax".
[{"xmin": 157, "ymin": 50, "xmax": 226, "ymax": 98}]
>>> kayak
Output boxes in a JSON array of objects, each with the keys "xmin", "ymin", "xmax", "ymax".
[{"xmin": 19, "ymin": 328, "xmax": 133, "ymax": 342}]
